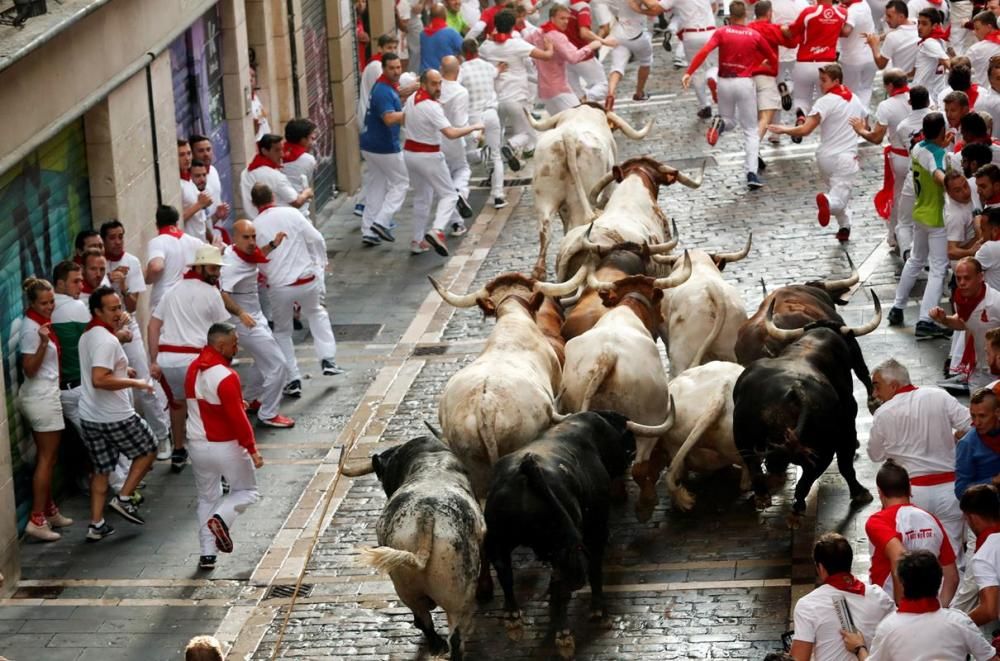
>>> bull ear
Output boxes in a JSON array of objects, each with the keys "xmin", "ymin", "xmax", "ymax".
[
  {"xmin": 650, "ymin": 288, "xmax": 664, "ymax": 305},
  {"xmin": 371, "ymin": 453, "xmax": 384, "ymax": 479},
  {"xmin": 598, "ymin": 289, "xmax": 619, "ymax": 307},
  {"xmin": 715, "ymin": 257, "xmax": 727, "ymax": 272},
  {"xmin": 477, "ymin": 297, "xmax": 496, "ymax": 316},
  {"xmin": 612, "ymin": 165, "xmax": 624, "ymax": 183},
  {"xmin": 528, "ymin": 291, "xmax": 545, "ymax": 312}
]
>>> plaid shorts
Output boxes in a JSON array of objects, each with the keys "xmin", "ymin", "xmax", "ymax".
[{"xmin": 80, "ymin": 414, "xmax": 157, "ymax": 474}]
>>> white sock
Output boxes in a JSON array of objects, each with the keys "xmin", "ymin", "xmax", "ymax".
[{"xmin": 91, "ymin": 519, "xmax": 105, "ymax": 528}]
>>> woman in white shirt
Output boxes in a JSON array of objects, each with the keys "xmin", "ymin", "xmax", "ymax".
[{"xmin": 18, "ymin": 277, "xmax": 73, "ymax": 542}]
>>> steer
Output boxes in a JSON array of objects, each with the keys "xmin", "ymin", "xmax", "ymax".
[
  {"xmin": 732, "ymin": 294, "xmax": 882, "ymax": 527},
  {"xmin": 656, "ymin": 236, "xmax": 752, "ymax": 375},
  {"xmin": 525, "ymin": 104, "xmax": 653, "ymax": 279},
  {"xmin": 553, "ymin": 156, "xmax": 701, "ymax": 281},
  {"xmin": 342, "ymin": 436, "xmax": 485, "ymax": 661},
  {"xmin": 483, "ymin": 409, "xmax": 671, "ymax": 658},
  {"xmin": 429, "ymin": 268, "xmax": 587, "ymax": 498}
]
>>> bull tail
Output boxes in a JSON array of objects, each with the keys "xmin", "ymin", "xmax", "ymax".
[
  {"xmin": 562, "ymin": 132, "xmax": 596, "ymax": 222},
  {"xmin": 781, "ymin": 389, "xmax": 810, "ymax": 454},
  {"xmin": 689, "ymin": 283, "xmax": 727, "ymax": 369},
  {"xmin": 579, "ymin": 351, "xmax": 618, "ymax": 412},
  {"xmin": 520, "ymin": 454, "xmax": 581, "ymax": 544},
  {"xmin": 666, "ymin": 390, "xmax": 726, "ymax": 511},
  {"xmin": 360, "ymin": 512, "xmax": 435, "ymax": 574},
  {"xmin": 477, "ymin": 388, "xmax": 502, "ymax": 465}
]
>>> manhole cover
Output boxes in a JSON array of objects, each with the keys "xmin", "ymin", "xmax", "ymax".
[
  {"xmin": 265, "ymin": 583, "xmax": 314, "ymax": 600},
  {"xmin": 13, "ymin": 585, "xmax": 63, "ymax": 599},
  {"xmin": 413, "ymin": 344, "xmax": 448, "ymax": 356},
  {"xmin": 332, "ymin": 324, "xmax": 382, "ymax": 342}
]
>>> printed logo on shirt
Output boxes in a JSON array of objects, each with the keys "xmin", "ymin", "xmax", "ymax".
[
  {"xmin": 823, "ymin": 7, "xmax": 835, "ymax": 18},
  {"xmin": 904, "ymin": 527, "xmax": 936, "ymax": 541}
]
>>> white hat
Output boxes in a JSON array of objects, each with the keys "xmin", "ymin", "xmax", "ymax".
[{"xmin": 189, "ymin": 245, "xmax": 225, "ymax": 267}]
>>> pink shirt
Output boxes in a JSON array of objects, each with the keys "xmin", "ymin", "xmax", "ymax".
[{"xmin": 527, "ymin": 26, "xmax": 593, "ymax": 99}]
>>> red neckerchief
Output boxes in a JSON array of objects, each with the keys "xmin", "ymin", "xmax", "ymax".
[
  {"xmin": 827, "ymin": 84, "xmax": 853, "ymax": 102},
  {"xmin": 158, "ymin": 225, "xmax": 185, "ymax": 239},
  {"xmin": 183, "ymin": 270, "xmax": 202, "ymax": 280},
  {"xmin": 180, "ymin": 170, "xmax": 191, "ymax": 181},
  {"xmin": 955, "ymin": 283, "xmax": 988, "ymax": 374},
  {"xmin": 193, "ymin": 344, "xmax": 230, "ymax": 371},
  {"xmin": 424, "ymin": 17, "xmax": 448, "ymax": 35},
  {"xmin": 234, "ymin": 245, "xmax": 269, "ymax": 263},
  {"xmin": 986, "ymin": 30, "xmax": 1000, "ymax": 45},
  {"xmin": 371, "ymin": 52, "xmax": 384, "ymax": 62},
  {"xmin": 976, "ymin": 525, "xmax": 1000, "ymax": 551},
  {"xmin": 105, "ymin": 249, "xmax": 124, "ymax": 262},
  {"xmin": 414, "ymin": 88, "xmax": 436, "ymax": 104},
  {"xmin": 282, "ymin": 142, "xmax": 308, "ymax": 163},
  {"xmin": 247, "ymin": 153, "xmax": 280, "ymax": 171},
  {"xmin": 896, "ymin": 384, "xmax": 919, "ymax": 395},
  {"xmin": 541, "ymin": 21, "xmax": 558, "ymax": 32},
  {"xmin": 25, "ymin": 308, "xmax": 60, "ymax": 370},
  {"xmin": 889, "ymin": 84, "xmax": 910, "ymax": 97},
  {"xmin": 80, "ymin": 279, "xmax": 96, "ymax": 295},
  {"xmin": 376, "ymin": 73, "xmax": 400, "ymax": 91},
  {"xmin": 968, "ymin": 84, "xmax": 980, "ymax": 108},
  {"xmin": 465, "ymin": 53, "xmax": 478, "ymax": 60},
  {"xmin": 491, "ymin": 31, "xmax": 512, "ymax": 43},
  {"xmin": 73, "ymin": 254, "xmax": 84, "ymax": 266},
  {"xmin": 897, "ymin": 597, "xmax": 941, "ymax": 613},
  {"xmin": 85, "ymin": 316, "xmax": 116, "ymax": 333},
  {"xmin": 919, "ymin": 26, "xmax": 948, "ymax": 44},
  {"xmin": 824, "ymin": 572, "xmax": 866, "ymax": 595}
]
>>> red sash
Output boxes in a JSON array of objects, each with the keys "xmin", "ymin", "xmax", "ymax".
[{"xmin": 875, "ymin": 145, "xmax": 910, "ymax": 219}]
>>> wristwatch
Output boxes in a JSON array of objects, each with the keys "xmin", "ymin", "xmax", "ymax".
[
  {"xmin": 268, "ymin": 240, "xmax": 276, "ymax": 249},
  {"xmin": 852, "ymin": 644, "xmax": 867, "ymax": 656}
]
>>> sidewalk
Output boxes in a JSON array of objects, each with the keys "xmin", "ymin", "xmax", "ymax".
[{"xmin": 0, "ymin": 179, "xmax": 497, "ymax": 660}]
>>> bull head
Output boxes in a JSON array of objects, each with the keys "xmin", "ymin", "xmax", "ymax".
[
  {"xmin": 804, "ymin": 253, "xmax": 860, "ymax": 304},
  {"xmin": 606, "ymin": 112, "xmax": 654, "ymax": 140},
  {"xmin": 580, "ymin": 221, "xmax": 679, "ymax": 257},
  {"xmin": 624, "ymin": 396, "xmax": 676, "ymax": 436},
  {"xmin": 587, "ymin": 160, "xmax": 703, "ymax": 209},
  {"xmin": 588, "ymin": 250, "xmax": 692, "ymax": 291},
  {"xmin": 764, "ymin": 291, "xmax": 882, "ymax": 342}
]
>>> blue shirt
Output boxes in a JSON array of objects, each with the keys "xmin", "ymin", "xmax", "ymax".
[
  {"xmin": 419, "ymin": 27, "xmax": 463, "ymax": 72},
  {"xmin": 955, "ymin": 428, "xmax": 1000, "ymax": 499},
  {"xmin": 359, "ymin": 81, "xmax": 401, "ymax": 154}
]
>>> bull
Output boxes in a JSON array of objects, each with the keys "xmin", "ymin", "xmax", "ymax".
[
  {"xmin": 342, "ymin": 436, "xmax": 485, "ymax": 660},
  {"xmin": 732, "ymin": 294, "xmax": 882, "ymax": 527},
  {"xmin": 483, "ymin": 409, "xmax": 672, "ymax": 658},
  {"xmin": 524, "ymin": 104, "xmax": 653, "ymax": 279}
]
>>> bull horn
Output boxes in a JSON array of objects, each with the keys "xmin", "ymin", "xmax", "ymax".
[
  {"xmin": 428, "ymin": 276, "xmax": 488, "ymax": 308},
  {"xmin": 658, "ymin": 162, "xmax": 704, "ymax": 189},
  {"xmin": 588, "ymin": 171, "xmax": 617, "ymax": 208},
  {"xmin": 651, "ymin": 253, "xmax": 679, "ymax": 265},
  {"xmin": 606, "ymin": 111, "xmax": 653, "ymax": 139},
  {"xmin": 760, "ymin": 278, "xmax": 768, "ymax": 297},
  {"xmin": 819, "ymin": 268, "xmax": 859, "ymax": 292},
  {"xmin": 764, "ymin": 298, "xmax": 805, "ymax": 343},
  {"xmin": 534, "ymin": 265, "xmax": 589, "ymax": 297},
  {"xmin": 652, "ymin": 250, "xmax": 692, "ymax": 289},
  {"xmin": 840, "ymin": 291, "xmax": 882, "ymax": 337},
  {"xmin": 646, "ymin": 233, "xmax": 679, "ymax": 255},
  {"xmin": 523, "ymin": 107, "xmax": 560, "ymax": 131},
  {"xmin": 626, "ymin": 396, "xmax": 676, "ymax": 436},
  {"xmin": 423, "ymin": 420, "xmax": 443, "ymax": 439},
  {"xmin": 586, "ymin": 269, "xmax": 617, "ymax": 292},
  {"xmin": 711, "ymin": 233, "xmax": 753, "ymax": 264},
  {"xmin": 559, "ymin": 286, "xmax": 584, "ymax": 306},
  {"xmin": 580, "ymin": 222, "xmax": 606, "ymax": 255},
  {"xmin": 341, "ymin": 457, "xmax": 375, "ymax": 477}
]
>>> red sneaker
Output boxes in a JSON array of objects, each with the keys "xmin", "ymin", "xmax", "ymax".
[
  {"xmin": 259, "ymin": 414, "xmax": 295, "ymax": 428},
  {"xmin": 706, "ymin": 116, "xmax": 724, "ymax": 147},
  {"xmin": 245, "ymin": 399, "xmax": 262, "ymax": 413},
  {"xmin": 707, "ymin": 77, "xmax": 718, "ymax": 104},
  {"xmin": 816, "ymin": 193, "xmax": 831, "ymax": 227}
]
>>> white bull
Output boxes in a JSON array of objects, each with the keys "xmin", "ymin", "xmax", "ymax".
[
  {"xmin": 525, "ymin": 105, "xmax": 653, "ymax": 279},
  {"xmin": 656, "ymin": 237, "xmax": 753, "ymax": 376}
]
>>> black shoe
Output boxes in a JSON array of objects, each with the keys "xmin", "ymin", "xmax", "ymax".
[
  {"xmin": 791, "ymin": 109, "xmax": 805, "ymax": 144},
  {"xmin": 835, "ymin": 227, "xmax": 851, "ymax": 243},
  {"xmin": 371, "ymin": 222, "xmax": 395, "ymax": 242},
  {"xmin": 456, "ymin": 195, "xmax": 473, "ymax": 219},
  {"xmin": 86, "ymin": 521, "xmax": 116, "ymax": 542},
  {"xmin": 361, "ymin": 234, "xmax": 381, "ymax": 247},
  {"xmin": 207, "ymin": 514, "xmax": 234, "ymax": 553},
  {"xmin": 915, "ymin": 320, "xmax": 953, "ymax": 339},
  {"xmin": 501, "ymin": 145, "xmax": 521, "ymax": 172},
  {"xmin": 494, "ymin": 197, "xmax": 507, "ymax": 209},
  {"xmin": 283, "ymin": 379, "xmax": 302, "ymax": 397},
  {"xmin": 696, "ymin": 106, "xmax": 712, "ymax": 119},
  {"xmin": 292, "ymin": 317, "xmax": 304, "ymax": 331},
  {"xmin": 109, "ymin": 496, "xmax": 145, "ymax": 525},
  {"xmin": 758, "ymin": 156, "xmax": 767, "ymax": 171},
  {"xmin": 322, "ymin": 359, "xmax": 346, "ymax": 376},
  {"xmin": 888, "ymin": 307, "xmax": 904, "ymax": 327},
  {"xmin": 662, "ymin": 30, "xmax": 672, "ymax": 51},
  {"xmin": 198, "ymin": 555, "xmax": 217, "ymax": 570},
  {"xmin": 747, "ymin": 172, "xmax": 763, "ymax": 190},
  {"xmin": 778, "ymin": 82, "xmax": 792, "ymax": 111},
  {"xmin": 170, "ymin": 448, "xmax": 188, "ymax": 474}
]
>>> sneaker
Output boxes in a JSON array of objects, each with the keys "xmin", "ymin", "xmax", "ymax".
[
  {"xmin": 747, "ymin": 172, "xmax": 764, "ymax": 190},
  {"xmin": 283, "ymin": 379, "xmax": 302, "ymax": 397},
  {"xmin": 221, "ymin": 477, "xmax": 230, "ymax": 495},
  {"xmin": 245, "ymin": 400, "xmax": 262, "ymax": 414},
  {"xmin": 673, "ymin": 57, "xmax": 686, "ymax": 69},
  {"xmin": 372, "ymin": 222, "xmax": 395, "ymax": 242},
  {"xmin": 887, "ymin": 306, "xmax": 904, "ymax": 327},
  {"xmin": 706, "ymin": 116, "xmax": 724, "ymax": 146},
  {"xmin": 816, "ymin": 193, "xmax": 831, "ymax": 227},
  {"xmin": 110, "ymin": 496, "xmax": 145, "ymax": 525},
  {"xmin": 207, "ymin": 514, "xmax": 234, "ymax": 553},
  {"xmin": 696, "ymin": 105, "xmax": 712, "ymax": 119},
  {"xmin": 199, "ymin": 555, "xmax": 217, "ymax": 570},
  {"xmin": 915, "ymin": 320, "xmax": 953, "ymax": 339},
  {"xmin": 25, "ymin": 520, "xmax": 60, "ymax": 542},
  {"xmin": 758, "ymin": 156, "xmax": 767, "ymax": 171},
  {"xmin": 410, "ymin": 240, "xmax": 431, "ymax": 255},
  {"xmin": 835, "ymin": 227, "xmax": 851, "ymax": 243},
  {"xmin": 662, "ymin": 30, "xmax": 672, "ymax": 51},
  {"xmin": 778, "ymin": 82, "xmax": 792, "ymax": 111},
  {"xmin": 260, "ymin": 414, "xmax": 296, "ymax": 428},
  {"xmin": 937, "ymin": 373, "xmax": 970, "ymax": 393},
  {"xmin": 86, "ymin": 521, "xmax": 116, "ymax": 542},
  {"xmin": 767, "ymin": 132, "xmax": 782, "ymax": 144},
  {"xmin": 353, "ymin": 203, "xmax": 364, "ymax": 217},
  {"xmin": 791, "ymin": 109, "xmax": 805, "ymax": 144},
  {"xmin": 170, "ymin": 448, "xmax": 188, "ymax": 474},
  {"xmin": 156, "ymin": 436, "xmax": 172, "ymax": 461},
  {"xmin": 46, "ymin": 510, "xmax": 73, "ymax": 528},
  {"xmin": 501, "ymin": 145, "xmax": 521, "ymax": 172},
  {"xmin": 450, "ymin": 223, "xmax": 468, "ymax": 237},
  {"xmin": 456, "ymin": 195, "xmax": 473, "ymax": 219},
  {"xmin": 494, "ymin": 197, "xmax": 508, "ymax": 209},
  {"xmin": 707, "ymin": 78, "xmax": 718, "ymax": 104},
  {"xmin": 361, "ymin": 234, "xmax": 381, "ymax": 247},
  {"xmin": 322, "ymin": 359, "xmax": 346, "ymax": 375},
  {"xmin": 632, "ymin": 92, "xmax": 650, "ymax": 102},
  {"xmin": 425, "ymin": 230, "xmax": 449, "ymax": 257}
]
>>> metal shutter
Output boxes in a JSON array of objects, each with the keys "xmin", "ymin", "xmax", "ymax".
[{"xmin": 301, "ymin": 0, "xmax": 337, "ymax": 209}]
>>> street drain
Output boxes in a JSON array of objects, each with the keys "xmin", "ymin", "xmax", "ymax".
[
  {"xmin": 413, "ymin": 344, "xmax": 448, "ymax": 356},
  {"xmin": 13, "ymin": 585, "xmax": 63, "ymax": 599},
  {"xmin": 331, "ymin": 324, "xmax": 382, "ymax": 342},
  {"xmin": 265, "ymin": 583, "xmax": 314, "ymax": 600}
]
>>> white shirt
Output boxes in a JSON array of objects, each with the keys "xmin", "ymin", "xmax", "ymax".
[
  {"xmin": 152, "ymin": 278, "xmax": 229, "ymax": 350},
  {"xmin": 220, "ymin": 245, "xmax": 265, "ymax": 316},
  {"xmin": 907, "ymin": 0, "xmax": 948, "ymax": 21},
  {"xmin": 810, "ymin": 91, "xmax": 869, "ymax": 160},
  {"xmin": 875, "ymin": 93, "xmax": 915, "ymax": 150},
  {"xmin": 403, "ymin": 94, "xmax": 452, "ymax": 147},
  {"xmin": 459, "ymin": 57, "xmax": 500, "ymax": 115},
  {"xmin": 251, "ymin": 93, "xmax": 270, "ymax": 142},
  {"xmin": 146, "ymin": 230, "xmax": 206, "ymax": 312},
  {"xmin": 964, "ymin": 285, "xmax": 1000, "ymax": 389},
  {"xmin": 968, "ymin": 38, "xmax": 1000, "ymax": 88},
  {"xmin": 253, "ymin": 205, "xmax": 327, "ymax": 288},
  {"xmin": 914, "ymin": 37, "xmax": 949, "ymax": 103},
  {"xmin": 610, "ymin": 0, "xmax": 648, "ymax": 39},
  {"xmin": 106, "ymin": 252, "xmax": 146, "ymax": 299},
  {"xmin": 882, "ymin": 23, "xmax": 919, "ymax": 74},
  {"xmin": 840, "ymin": 1, "xmax": 875, "ymax": 65},
  {"xmin": 358, "ymin": 59, "xmax": 384, "ymax": 121},
  {"xmin": 792, "ymin": 582, "xmax": 895, "ymax": 661},
  {"xmin": 973, "ymin": 531, "xmax": 1000, "ymax": 590},
  {"xmin": 868, "ymin": 387, "xmax": 971, "ymax": 477},
  {"xmin": 869, "ymin": 608, "xmax": 995, "ymax": 661},
  {"xmin": 78, "ymin": 325, "xmax": 134, "ymax": 423},
  {"xmin": 772, "ymin": 0, "xmax": 809, "ymax": 61},
  {"xmin": 180, "ymin": 179, "xmax": 209, "ymax": 242},
  {"xmin": 281, "ymin": 152, "xmax": 317, "ymax": 219},
  {"xmin": 978, "ymin": 89, "xmax": 1000, "ymax": 138},
  {"xmin": 656, "ymin": 0, "xmax": 715, "ymax": 29},
  {"xmin": 479, "ymin": 37, "xmax": 537, "ymax": 103},
  {"xmin": 945, "ymin": 198, "xmax": 976, "ymax": 270},
  {"xmin": 977, "ymin": 241, "xmax": 1000, "ymax": 291},
  {"xmin": 239, "ymin": 163, "xmax": 298, "ymax": 220},
  {"xmin": 19, "ymin": 315, "xmax": 60, "ymax": 395},
  {"xmin": 440, "ymin": 79, "xmax": 470, "ymax": 160}
]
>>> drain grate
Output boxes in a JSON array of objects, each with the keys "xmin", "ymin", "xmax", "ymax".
[
  {"xmin": 413, "ymin": 344, "xmax": 448, "ymax": 356},
  {"xmin": 331, "ymin": 324, "xmax": 382, "ymax": 342},
  {"xmin": 265, "ymin": 583, "xmax": 314, "ymax": 600},
  {"xmin": 13, "ymin": 585, "xmax": 63, "ymax": 599}
]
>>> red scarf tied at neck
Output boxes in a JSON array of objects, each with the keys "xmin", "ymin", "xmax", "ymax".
[
  {"xmin": 85, "ymin": 316, "xmax": 117, "ymax": 333},
  {"xmin": 895, "ymin": 384, "xmax": 919, "ymax": 396},
  {"xmin": 889, "ymin": 84, "xmax": 910, "ymax": 98},
  {"xmin": 234, "ymin": 245, "xmax": 269, "ymax": 264},
  {"xmin": 491, "ymin": 31, "xmax": 512, "ymax": 44},
  {"xmin": 158, "ymin": 225, "xmax": 185, "ymax": 239},
  {"xmin": 986, "ymin": 30, "xmax": 1000, "ymax": 46},
  {"xmin": 897, "ymin": 597, "xmax": 941, "ymax": 614},
  {"xmin": 180, "ymin": 170, "xmax": 191, "ymax": 181},
  {"xmin": 25, "ymin": 308, "xmax": 60, "ymax": 371},
  {"xmin": 105, "ymin": 249, "xmax": 125, "ymax": 263},
  {"xmin": 976, "ymin": 525, "xmax": 1000, "ymax": 551},
  {"xmin": 282, "ymin": 142, "xmax": 308, "ymax": 163},
  {"xmin": 978, "ymin": 427, "xmax": 1000, "ymax": 456},
  {"xmin": 424, "ymin": 16, "xmax": 448, "ymax": 36},
  {"xmin": 827, "ymin": 84, "xmax": 853, "ymax": 102},
  {"xmin": 967, "ymin": 83, "xmax": 980, "ymax": 109},
  {"xmin": 823, "ymin": 572, "xmax": 866, "ymax": 596},
  {"xmin": 541, "ymin": 21, "xmax": 558, "ymax": 32},
  {"xmin": 376, "ymin": 73, "xmax": 400, "ymax": 91},
  {"xmin": 954, "ymin": 283, "xmax": 988, "ymax": 375},
  {"xmin": 414, "ymin": 88, "xmax": 436, "ymax": 104},
  {"xmin": 247, "ymin": 153, "xmax": 281, "ymax": 172},
  {"xmin": 920, "ymin": 25, "xmax": 949, "ymax": 44}
]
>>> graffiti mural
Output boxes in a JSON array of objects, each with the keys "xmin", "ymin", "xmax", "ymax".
[
  {"xmin": 0, "ymin": 121, "xmax": 92, "ymax": 528},
  {"xmin": 302, "ymin": 0, "xmax": 337, "ymax": 209}
]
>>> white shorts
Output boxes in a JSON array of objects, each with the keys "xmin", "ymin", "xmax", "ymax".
[
  {"xmin": 609, "ymin": 32, "xmax": 653, "ymax": 74},
  {"xmin": 753, "ymin": 75, "xmax": 781, "ymax": 111},
  {"xmin": 158, "ymin": 352, "xmax": 198, "ymax": 405},
  {"xmin": 19, "ymin": 391, "xmax": 65, "ymax": 433}
]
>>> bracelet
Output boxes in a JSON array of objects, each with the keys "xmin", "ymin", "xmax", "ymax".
[{"xmin": 852, "ymin": 644, "xmax": 867, "ymax": 656}]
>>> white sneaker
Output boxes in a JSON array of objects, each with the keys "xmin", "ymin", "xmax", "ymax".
[
  {"xmin": 26, "ymin": 520, "xmax": 60, "ymax": 542},
  {"xmin": 410, "ymin": 240, "xmax": 430, "ymax": 255},
  {"xmin": 156, "ymin": 436, "xmax": 172, "ymax": 461}
]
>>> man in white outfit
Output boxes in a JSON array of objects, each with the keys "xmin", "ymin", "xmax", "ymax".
[
  {"xmin": 969, "ymin": 11, "xmax": 1000, "ymax": 88},
  {"xmin": 402, "ymin": 69, "xmax": 483, "ymax": 258},
  {"xmin": 839, "ymin": 0, "xmax": 877, "ymax": 108},
  {"xmin": 564, "ymin": 0, "xmax": 612, "ymax": 104},
  {"xmin": 868, "ymin": 1, "xmax": 920, "ymax": 75},
  {"xmin": 251, "ymin": 183, "xmax": 343, "ymax": 396},
  {"xmin": 606, "ymin": 0, "xmax": 654, "ymax": 108},
  {"xmin": 281, "ymin": 119, "xmax": 319, "ymax": 221},
  {"xmin": 439, "ymin": 56, "xmax": 474, "ymax": 237},
  {"xmin": 190, "ymin": 135, "xmax": 231, "ymax": 236},
  {"xmin": 145, "ymin": 205, "xmax": 206, "ymax": 318},
  {"xmin": 460, "ymin": 39, "xmax": 509, "ymax": 209},
  {"xmin": 239, "ymin": 134, "xmax": 313, "ymax": 220},
  {"xmin": 357, "ymin": 34, "xmax": 399, "ymax": 122}
]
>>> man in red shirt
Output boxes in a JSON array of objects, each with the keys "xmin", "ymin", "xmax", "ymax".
[
  {"xmin": 783, "ymin": 0, "xmax": 849, "ymax": 139},
  {"xmin": 684, "ymin": 0, "xmax": 775, "ymax": 190},
  {"xmin": 563, "ymin": 0, "xmax": 612, "ymax": 103}
]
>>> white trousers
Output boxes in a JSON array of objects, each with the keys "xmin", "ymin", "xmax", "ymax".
[
  {"xmin": 792, "ymin": 60, "xmax": 834, "ymax": 114},
  {"xmin": 842, "ymin": 60, "xmax": 878, "ymax": 109},
  {"xmin": 405, "ymin": 150, "xmax": 458, "ymax": 242},
  {"xmin": 187, "ymin": 437, "xmax": 259, "ymax": 556},
  {"xmin": 888, "ymin": 152, "xmax": 911, "ymax": 248},
  {"xmin": 122, "ymin": 320, "xmax": 169, "ymax": 442},
  {"xmin": 60, "ymin": 386, "xmax": 82, "ymax": 435},
  {"xmin": 360, "ymin": 150, "xmax": 409, "ymax": 237},
  {"xmin": 543, "ymin": 93, "xmax": 580, "ymax": 117},
  {"xmin": 895, "ymin": 188, "xmax": 916, "ymax": 255},
  {"xmin": 498, "ymin": 99, "xmax": 536, "ymax": 151},
  {"xmin": 893, "ymin": 224, "xmax": 949, "ymax": 322},
  {"xmin": 816, "ymin": 152, "xmax": 859, "ymax": 229},
  {"xmin": 609, "ymin": 32, "xmax": 653, "ymax": 74},
  {"xmin": 567, "ymin": 58, "xmax": 608, "ymax": 103},
  {"xmin": 445, "ymin": 144, "xmax": 471, "ymax": 227},
  {"xmin": 718, "ymin": 77, "xmax": 760, "ymax": 176},
  {"xmin": 469, "ymin": 109, "xmax": 505, "ymax": 198},
  {"xmin": 268, "ymin": 277, "xmax": 337, "ymax": 382},
  {"xmin": 236, "ymin": 310, "xmax": 287, "ymax": 420},
  {"xmin": 683, "ymin": 31, "xmax": 716, "ymax": 109},
  {"xmin": 911, "ymin": 481, "xmax": 964, "ymax": 561}
]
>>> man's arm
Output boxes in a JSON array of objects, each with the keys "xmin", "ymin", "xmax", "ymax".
[
  {"xmin": 970, "ymin": 586, "xmax": 1000, "ymax": 625},
  {"xmin": 530, "ymin": 37, "xmax": 555, "ymax": 61},
  {"xmin": 221, "ymin": 291, "xmax": 256, "ymax": 328},
  {"xmin": 216, "ymin": 371, "xmax": 259, "ymax": 458},
  {"xmin": 682, "ymin": 33, "xmax": 722, "ymax": 85},
  {"xmin": 441, "ymin": 122, "xmax": 485, "ymax": 140},
  {"xmin": 145, "ymin": 257, "xmax": 165, "ymax": 285},
  {"xmin": 940, "ymin": 561, "xmax": 959, "ymax": 606},
  {"xmin": 867, "ymin": 32, "xmax": 891, "ymax": 69},
  {"xmin": 788, "ymin": 640, "xmax": 814, "ymax": 661},
  {"xmin": 769, "ymin": 113, "xmax": 822, "ymax": 138},
  {"xmin": 147, "ymin": 315, "xmax": 163, "ymax": 378},
  {"xmin": 92, "ymin": 366, "xmax": 152, "ymax": 393},
  {"xmin": 885, "ymin": 537, "xmax": 906, "ymax": 603},
  {"xmin": 851, "ymin": 117, "xmax": 888, "ymax": 144}
]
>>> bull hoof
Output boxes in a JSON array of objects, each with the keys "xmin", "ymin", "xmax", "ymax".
[
  {"xmin": 670, "ymin": 485, "xmax": 695, "ymax": 512},
  {"xmin": 555, "ymin": 629, "xmax": 576, "ymax": 659},
  {"xmin": 754, "ymin": 494, "xmax": 772, "ymax": 511},
  {"xmin": 786, "ymin": 512, "xmax": 802, "ymax": 530},
  {"xmin": 851, "ymin": 489, "xmax": 874, "ymax": 507},
  {"xmin": 634, "ymin": 501, "xmax": 655, "ymax": 523},
  {"xmin": 504, "ymin": 610, "xmax": 525, "ymax": 641}
]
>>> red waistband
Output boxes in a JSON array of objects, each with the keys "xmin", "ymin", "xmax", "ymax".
[
  {"xmin": 158, "ymin": 344, "xmax": 201, "ymax": 354},
  {"xmin": 678, "ymin": 26, "xmax": 715, "ymax": 36},
  {"xmin": 887, "ymin": 146, "xmax": 908, "ymax": 156},
  {"xmin": 404, "ymin": 139, "xmax": 440, "ymax": 153},
  {"xmin": 291, "ymin": 274, "xmax": 316, "ymax": 286},
  {"xmin": 910, "ymin": 472, "xmax": 956, "ymax": 487}
]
